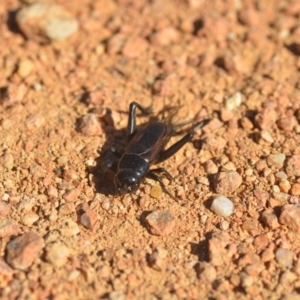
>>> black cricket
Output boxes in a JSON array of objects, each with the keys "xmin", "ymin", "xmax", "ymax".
[{"xmin": 113, "ymin": 101, "xmax": 206, "ymax": 199}]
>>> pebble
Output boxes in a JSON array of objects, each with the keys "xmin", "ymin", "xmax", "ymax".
[
  {"xmin": 220, "ymin": 220, "xmax": 230, "ymax": 230},
  {"xmin": 59, "ymin": 219, "xmax": 80, "ymax": 237},
  {"xmin": 285, "ymin": 155, "xmax": 300, "ymax": 177},
  {"xmin": 259, "ymin": 131, "xmax": 274, "ymax": 143},
  {"xmin": 151, "ymin": 27, "xmax": 179, "ymax": 45},
  {"xmin": 122, "ymin": 37, "xmax": 148, "ymax": 58},
  {"xmin": 273, "ymin": 192, "xmax": 289, "ymax": 202},
  {"xmin": 279, "ymin": 179, "xmax": 291, "ymax": 193},
  {"xmin": 266, "ymin": 153, "xmax": 286, "ymax": 169},
  {"xmin": 17, "ymin": 59, "xmax": 34, "ymax": 78},
  {"xmin": 0, "ymin": 201, "xmax": 11, "ymax": 217},
  {"xmin": 5, "ymin": 232, "xmax": 44, "ymax": 270},
  {"xmin": 242, "ymin": 219, "xmax": 256, "ymax": 233},
  {"xmin": 1, "ymin": 152, "xmax": 14, "ymax": 170},
  {"xmin": 77, "ymin": 114, "xmax": 102, "ymax": 136},
  {"xmin": 279, "ymin": 204, "xmax": 300, "ymax": 232},
  {"xmin": 290, "ymin": 183, "xmax": 300, "ymax": 195},
  {"xmin": 16, "ymin": 3, "xmax": 79, "ymax": 42},
  {"xmin": 145, "ymin": 210, "xmax": 175, "ymax": 236},
  {"xmin": 148, "ymin": 247, "xmax": 168, "ymax": 272},
  {"xmin": 80, "ymin": 207, "xmax": 98, "ymax": 230},
  {"xmin": 275, "ymin": 248, "xmax": 294, "ymax": 268},
  {"xmin": 150, "ymin": 185, "xmax": 163, "ymax": 199},
  {"xmin": 63, "ymin": 188, "xmax": 81, "ymax": 203},
  {"xmin": 253, "ymin": 188, "xmax": 269, "ymax": 206},
  {"xmin": 253, "ymin": 234, "xmax": 269, "ymax": 249},
  {"xmin": 211, "ymin": 195, "xmax": 234, "ymax": 217},
  {"xmin": 59, "ymin": 203, "xmax": 75, "ymax": 216},
  {"xmin": 0, "ymin": 219, "xmax": 20, "ymax": 238},
  {"xmin": 45, "ymin": 242, "xmax": 70, "ymax": 267},
  {"xmin": 254, "ymin": 108, "xmax": 278, "ymax": 130},
  {"xmin": 261, "ymin": 209, "xmax": 279, "ymax": 229},
  {"xmin": 277, "ymin": 116, "xmax": 297, "ymax": 131},
  {"xmin": 196, "ymin": 262, "xmax": 217, "ymax": 283},
  {"xmin": 212, "ymin": 171, "xmax": 242, "ymax": 194},
  {"xmin": 261, "ymin": 248, "xmax": 275, "ymax": 262},
  {"xmin": 208, "ymin": 232, "xmax": 230, "ymax": 266},
  {"xmin": 225, "ymin": 92, "xmax": 242, "ymax": 110},
  {"xmin": 21, "ymin": 212, "xmax": 39, "ymax": 226},
  {"xmin": 47, "ymin": 186, "xmax": 58, "ymax": 198},
  {"xmin": 203, "ymin": 136, "xmax": 227, "ymax": 153},
  {"xmin": 203, "ymin": 160, "xmax": 218, "ymax": 174},
  {"xmin": 0, "ymin": 259, "xmax": 14, "ymax": 276}
]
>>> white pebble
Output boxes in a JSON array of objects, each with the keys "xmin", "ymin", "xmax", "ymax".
[
  {"xmin": 220, "ymin": 220, "xmax": 229, "ymax": 230},
  {"xmin": 211, "ymin": 195, "xmax": 234, "ymax": 217},
  {"xmin": 225, "ymin": 92, "xmax": 242, "ymax": 110}
]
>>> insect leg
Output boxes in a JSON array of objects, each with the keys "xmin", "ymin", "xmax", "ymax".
[
  {"xmin": 149, "ymin": 167, "xmax": 174, "ymax": 181},
  {"xmin": 147, "ymin": 171, "xmax": 176, "ymax": 200},
  {"xmin": 127, "ymin": 102, "xmax": 152, "ymax": 140},
  {"xmin": 157, "ymin": 132, "xmax": 194, "ymax": 163},
  {"xmin": 157, "ymin": 119, "xmax": 209, "ymax": 163}
]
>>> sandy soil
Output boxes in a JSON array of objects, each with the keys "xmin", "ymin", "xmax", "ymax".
[{"xmin": 1, "ymin": 0, "xmax": 300, "ymax": 299}]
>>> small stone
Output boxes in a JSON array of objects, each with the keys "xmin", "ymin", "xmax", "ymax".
[
  {"xmin": 213, "ymin": 171, "xmax": 242, "ymax": 194},
  {"xmin": 266, "ymin": 153, "xmax": 286, "ymax": 169},
  {"xmin": 60, "ymin": 219, "xmax": 80, "ymax": 237},
  {"xmin": 101, "ymin": 198, "xmax": 111, "ymax": 210},
  {"xmin": 47, "ymin": 186, "xmax": 58, "ymax": 198},
  {"xmin": 21, "ymin": 212, "xmax": 39, "ymax": 226},
  {"xmin": 279, "ymin": 179, "xmax": 291, "ymax": 193},
  {"xmin": 122, "ymin": 37, "xmax": 148, "ymax": 58},
  {"xmin": 148, "ymin": 247, "xmax": 168, "ymax": 272},
  {"xmin": 17, "ymin": 59, "xmax": 34, "ymax": 78},
  {"xmin": 0, "ymin": 219, "xmax": 20, "ymax": 238},
  {"xmin": 151, "ymin": 27, "xmax": 179, "ymax": 45},
  {"xmin": 45, "ymin": 242, "xmax": 70, "ymax": 267},
  {"xmin": 80, "ymin": 208, "xmax": 98, "ymax": 230},
  {"xmin": 77, "ymin": 114, "xmax": 102, "ymax": 136},
  {"xmin": 150, "ymin": 185, "xmax": 163, "ymax": 199},
  {"xmin": 208, "ymin": 232, "xmax": 230, "ymax": 267},
  {"xmin": 59, "ymin": 203, "xmax": 75, "ymax": 215},
  {"xmin": 203, "ymin": 160, "xmax": 218, "ymax": 174},
  {"xmin": 63, "ymin": 188, "xmax": 80, "ymax": 203},
  {"xmin": 279, "ymin": 204, "xmax": 300, "ymax": 232},
  {"xmin": 0, "ymin": 201, "xmax": 11, "ymax": 217},
  {"xmin": 253, "ymin": 234, "xmax": 269, "ymax": 249},
  {"xmin": 0, "ymin": 259, "xmax": 14, "ymax": 276},
  {"xmin": 220, "ymin": 220, "xmax": 230, "ymax": 230},
  {"xmin": 16, "ymin": 3, "xmax": 79, "ymax": 43},
  {"xmin": 242, "ymin": 219, "xmax": 256, "ymax": 233},
  {"xmin": 203, "ymin": 136, "xmax": 227, "ymax": 153},
  {"xmin": 254, "ymin": 108, "xmax": 278, "ymax": 130},
  {"xmin": 290, "ymin": 183, "xmax": 300, "ymax": 195},
  {"xmin": 1, "ymin": 153, "xmax": 14, "ymax": 170},
  {"xmin": 259, "ymin": 131, "xmax": 274, "ymax": 143},
  {"xmin": 145, "ymin": 210, "xmax": 175, "ymax": 236},
  {"xmin": 261, "ymin": 248, "xmax": 275, "ymax": 262},
  {"xmin": 275, "ymin": 248, "xmax": 294, "ymax": 268},
  {"xmin": 289, "ymin": 196, "xmax": 299, "ymax": 204},
  {"xmin": 196, "ymin": 262, "xmax": 217, "ymax": 283},
  {"xmin": 211, "ymin": 195, "xmax": 234, "ymax": 217},
  {"xmin": 273, "ymin": 192, "xmax": 289, "ymax": 202},
  {"xmin": 277, "ymin": 116, "xmax": 297, "ymax": 131},
  {"xmin": 225, "ymin": 92, "xmax": 242, "ymax": 110},
  {"xmin": 253, "ymin": 188, "xmax": 269, "ymax": 206},
  {"xmin": 5, "ymin": 232, "xmax": 44, "ymax": 270},
  {"xmin": 261, "ymin": 209, "xmax": 279, "ymax": 229},
  {"xmin": 286, "ymin": 155, "xmax": 300, "ymax": 177}
]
